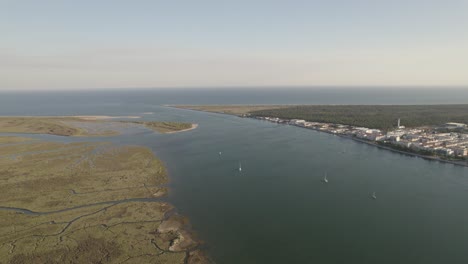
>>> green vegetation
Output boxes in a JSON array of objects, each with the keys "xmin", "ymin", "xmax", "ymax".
[
  {"xmin": 0, "ymin": 117, "xmax": 85, "ymax": 136},
  {"xmin": 175, "ymin": 104, "xmax": 468, "ymax": 130},
  {"xmin": 0, "ymin": 117, "xmax": 118, "ymax": 137},
  {"xmin": 0, "ymin": 137, "xmax": 210, "ymax": 263},
  {"xmin": 0, "ymin": 136, "xmax": 32, "ymax": 144},
  {"xmin": 0, "ymin": 141, "xmax": 166, "ymax": 211},
  {"xmin": 250, "ymin": 104, "xmax": 468, "ymax": 131},
  {"xmin": 122, "ymin": 121, "xmax": 195, "ymax": 133},
  {"xmin": 174, "ymin": 105, "xmax": 287, "ymax": 116}
]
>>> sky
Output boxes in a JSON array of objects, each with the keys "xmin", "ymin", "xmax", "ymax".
[{"xmin": 1, "ymin": 0, "xmax": 468, "ymax": 90}]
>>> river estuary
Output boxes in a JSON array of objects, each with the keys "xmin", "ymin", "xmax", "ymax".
[{"xmin": 2, "ymin": 88, "xmax": 468, "ymax": 263}]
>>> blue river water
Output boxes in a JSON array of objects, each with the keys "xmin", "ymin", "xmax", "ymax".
[{"xmin": 1, "ymin": 88, "xmax": 468, "ymax": 263}]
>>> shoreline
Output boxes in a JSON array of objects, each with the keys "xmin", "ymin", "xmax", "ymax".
[
  {"xmin": 165, "ymin": 123, "xmax": 199, "ymax": 134},
  {"xmin": 171, "ymin": 106, "xmax": 468, "ymax": 168},
  {"xmin": 0, "ymin": 132, "xmax": 210, "ymax": 263},
  {"xmin": 272, "ymin": 120, "xmax": 468, "ymax": 168},
  {"xmin": 342, "ymin": 134, "xmax": 468, "ymax": 168},
  {"xmin": 0, "ymin": 116, "xmax": 197, "ymax": 137}
]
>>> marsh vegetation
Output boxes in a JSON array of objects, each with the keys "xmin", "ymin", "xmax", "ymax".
[
  {"xmin": 122, "ymin": 121, "xmax": 195, "ymax": 133},
  {"xmin": 0, "ymin": 117, "xmax": 119, "ymax": 137},
  {"xmin": 0, "ymin": 136, "xmax": 209, "ymax": 263}
]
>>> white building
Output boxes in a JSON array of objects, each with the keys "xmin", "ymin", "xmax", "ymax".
[
  {"xmin": 446, "ymin": 122, "xmax": 467, "ymax": 128},
  {"xmin": 454, "ymin": 147, "xmax": 468, "ymax": 157}
]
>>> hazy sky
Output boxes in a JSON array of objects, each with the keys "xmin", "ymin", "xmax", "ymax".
[{"xmin": 1, "ymin": 0, "xmax": 468, "ymax": 90}]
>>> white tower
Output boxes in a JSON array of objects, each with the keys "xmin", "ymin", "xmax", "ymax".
[{"xmin": 397, "ymin": 118, "xmax": 401, "ymax": 128}]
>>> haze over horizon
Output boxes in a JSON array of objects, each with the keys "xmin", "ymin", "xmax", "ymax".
[{"xmin": 2, "ymin": 0, "xmax": 468, "ymax": 90}]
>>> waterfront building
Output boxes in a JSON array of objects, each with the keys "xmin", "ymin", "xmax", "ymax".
[
  {"xmin": 396, "ymin": 141, "xmax": 412, "ymax": 148},
  {"xmin": 454, "ymin": 148, "xmax": 468, "ymax": 157},
  {"xmin": 436, "ymin": 148, "xmax": 454, "ymax": 156},
  {"xmin": 402, "ymin": 134, "xmax": 420, "ymax": 142},
  {"xmin": 446, "ymin": 122, "xmax": 467, "ymax": 128},
  {"xmin": 388, "ymin": 136, "xmax": 400, "ymax": 142}
]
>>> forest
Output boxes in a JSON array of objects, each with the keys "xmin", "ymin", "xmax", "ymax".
[{"xmin": 250, "ymin": 105, "xmax": 468, "ymax": 131}]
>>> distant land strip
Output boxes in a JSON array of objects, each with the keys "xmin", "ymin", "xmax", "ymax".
[
  {"xmin": 120, "ymin": 121, "xmax": 197, "ymax": 134},
  {"xmin": 172, "ymin": 105, "xmax": 288, "ymax": 116},
  {"xmin": 173, "ymin": 104, "xmax": 468, "ymax": 131},
  {"xmin": 0, "ymin": 116, "xmax": 197, "ymax": 136}
]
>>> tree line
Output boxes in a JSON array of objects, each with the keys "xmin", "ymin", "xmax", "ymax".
[{"xmin": 250, "ymin": 105, "xmax": 468, "ymax": 131}]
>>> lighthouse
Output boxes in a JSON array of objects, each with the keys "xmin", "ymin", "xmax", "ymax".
[{"xmin": 397, "ymin": 118, "xmax": 405, "ymax": 129}]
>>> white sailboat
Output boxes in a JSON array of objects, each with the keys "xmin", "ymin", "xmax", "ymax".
[
  {"xmin": 322, "ymin": 173, "xmax": 328, "ymax": 183},
  {"xmin": 219, "ymin": 151, "xmax": 222, "ymax": 156},
  {"xmin": 372, "ymin": 192, "xmax": 377, "ymax": 200},
  {"xmin": 238, "ymin": 162, "xmax": 242, "ymax": 172}
]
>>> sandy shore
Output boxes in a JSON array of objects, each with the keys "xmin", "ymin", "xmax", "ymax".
[{"xmin": 166, "ymin": 123, "xmax": 199, "ymax": 134}]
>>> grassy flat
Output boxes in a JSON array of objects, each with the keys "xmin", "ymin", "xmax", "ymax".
[
  {"xmin": 0, "ymin": 117, "xmax": 85, "ymax": 136},
  {"xmin": 0, "ymin": 117, "xmax": 197, "ymax": 136},
  {"xmin": 0, "ymin": 136, "xmax": 32, "ymax": 144},
  {"xmin": 0, "ymin": 138, "xmax": 210, "ymax": 263},
  {"xmin": 122, "ymin": 121, "xmax": 195, "ymax": 133},
  {"xmin": 0, "ymin": 117, "xmax": 120, "ymax": 137}
]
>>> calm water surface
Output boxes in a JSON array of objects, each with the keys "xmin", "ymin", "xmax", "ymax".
[{"xmin": 1, "ymin": 88, "xmax": 468, "ymax": 263}]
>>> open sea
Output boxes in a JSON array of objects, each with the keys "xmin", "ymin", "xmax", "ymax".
[{"xmin": 1, "ymin": 87, "xmax": 468, "ymax": 263}]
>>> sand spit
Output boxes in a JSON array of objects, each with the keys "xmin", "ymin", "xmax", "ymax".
[{"xmin": 166, "ymin": 123, "xmax": 199, "ymax": 134}]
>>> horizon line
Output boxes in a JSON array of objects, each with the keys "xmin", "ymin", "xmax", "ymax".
[{"xmin": 1, "ymin": 85, "xmax": 468, "ymax": 92}]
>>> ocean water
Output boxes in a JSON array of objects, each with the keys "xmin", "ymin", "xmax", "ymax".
[
  {"xmin": 1, "ymin": 87, "xmax": 468, "ymax": 116},
  {"xmin": 1, "ymin": 87, "xmax": 468, "ymax": 263}
]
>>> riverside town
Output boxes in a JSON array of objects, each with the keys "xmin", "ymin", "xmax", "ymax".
[{"xmin": 251, "ymin": 116, "xmax": 468, "ymax": 161}]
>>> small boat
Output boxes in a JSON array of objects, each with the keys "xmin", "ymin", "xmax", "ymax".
[
  {"xmin": 372, "ymin": 192, "xmax": 377, "ymax": 200},
  {"xmin": 322, "ymin": 173, "xmax": 328, "ymax": 183},
  {"xmin": 238, "ymin": 162, "xmax": 242, "ymax": 172},
  {"xmin": 219, "ymin": 151, "xmax": 222, "ymax": 155}
]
